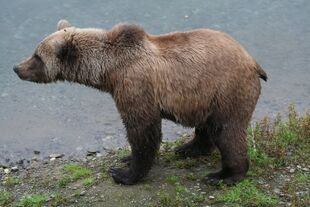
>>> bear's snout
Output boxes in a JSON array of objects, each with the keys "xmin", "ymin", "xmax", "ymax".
[{"xmin": 13, "ymin": 65, "xmax": 19, "ymax": 74}]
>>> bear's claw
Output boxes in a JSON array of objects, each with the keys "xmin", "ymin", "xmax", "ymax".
[
  {"xmin": 120, "ymin": 155, "xmax": 132, "ymax": 164},
  {"xmin": 204, "ymin": 171, "xmax": 246, "ymax": 186},
  {"xmin": 109, "ymin": 167, "xmax": 138, "ymax": 185}
]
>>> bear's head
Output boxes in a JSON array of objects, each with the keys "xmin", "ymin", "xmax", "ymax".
[
  {"xmin": 14, "ymin": 19, "xmax": 147, "ymax": 89},
  {"xmin": 13, "ymin": 19, "xmax": 79, "ymax": 83}
]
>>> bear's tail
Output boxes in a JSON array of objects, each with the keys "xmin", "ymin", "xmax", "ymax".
[{"xmin": 255, "ymin": 63, "xmax": 267, "ymax": 82}]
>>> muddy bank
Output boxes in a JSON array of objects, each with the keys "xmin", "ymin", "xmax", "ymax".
[{"xmin": 1, "ymin": 107, "xmax": 309, "ymax": 207}]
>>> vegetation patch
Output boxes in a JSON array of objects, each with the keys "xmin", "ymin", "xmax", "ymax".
[
  {"xmin": 216, "ymin": 179, "xmax": 279, "ymax": 206},
  {"xmin": 0, "ymin": 190, "xmax": 13, "ymax": 206},
  {"xmin": 17, "ymin": 194, "xmax": 49, "ymax": 207},
  {"xmin": 58, "ymin": 163, "xmax": 93, "ymax": 187}
]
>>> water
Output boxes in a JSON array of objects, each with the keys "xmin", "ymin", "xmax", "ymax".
[{"xmin": 1, "ymin": 0, "xmax": 309, "ymax": 165}]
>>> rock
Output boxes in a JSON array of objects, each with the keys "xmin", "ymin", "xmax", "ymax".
[
  {"xmin": 184, "ymin": 15, "xmax": 189, "ymax": 19},
  {"xmin": 87, "ymin": 150, "xmax": 98, "ymax": 156},
  {"xmin": 273, "ymin": 188, "xmax": 281, "ymax": 194},
  {"xmin": 96, "ymin": 153, "xmax": 103, "ymax": 158},
  {"xmin": 80, "ymin": 191, "xmax": 86, "ymax": 196},
  {"xmin": 4, "ymin": 168, "xmax": 10, "ymax": 174},
  {"xmin": 11, "ymin": 166, "xmax": 18, "ymax": 172},
  {"xmin": 49, "ymin": 154, "xmax": 64, "ymax": 159},
  {"xmin": 302, "ymin": 167, "xmax": 309, "ymax": 172},
  {"xmin": 32, "ymin": 157, "xmax": 38, "ymax": 162},
  {"xmin": 50, "ymin": 157, "xmax": 56, "ymax": 161},
  {"xmin": 289, "ymin": 168, "xmax": 295, "ymax": 173},
  {"xmin": 208, "ymin": 195, "xmax": 215, "ymax": 199},
  {"xmin": 34, "ymin": 150, "xmax": 40, "ymax": 155}
]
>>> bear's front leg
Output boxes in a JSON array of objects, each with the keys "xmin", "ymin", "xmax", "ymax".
[{"xmin": 110, "ymin": 119, "xmax": 162, "ymax": 185}]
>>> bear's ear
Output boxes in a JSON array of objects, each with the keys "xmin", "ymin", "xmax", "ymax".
[
  {"xmin": 57, "ymin": 19, "xmax": 72, "ymax": 31},
  {"xmin": 50, "ymin": 37, "xmax": 77, "ymax": 62}
]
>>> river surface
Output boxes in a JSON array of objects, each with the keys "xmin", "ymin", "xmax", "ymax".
[{"xmin": 0, "ymin": 0, "xmax": 309, "ymax": 166}]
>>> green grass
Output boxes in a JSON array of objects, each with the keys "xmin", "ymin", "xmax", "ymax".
[
  {"xmin": 0, "ymin": 190, "xmax": 13, "ymax": 206},
  {"xmin": 4, "ymin": 176, "xmax": 20, "ymax": 187},
  {"xmin": 17, "ymin": 194, "xmax": 49, "ymax": 207},
  {"xmin": 216, "ymin": 179, "xmax": 279, "ymax": 206},
  {"xmin": 58, "ymin": 163, "xmax": 92, "ymax": 187},
  {"xmin": 82, "ymin": 177, "xmax": 96, "ymax": 187},
  {"xmin": 247, "ymin": 105, "xmax": 310, "ymax": 167},
  {"xmin": 58, "ymin": 175, "xmax": 72, "ymax": 187},
  {"xmin": 165, "ymin": 175, "xmax": 179, "ymax": 184},
  {"xmin": 50, "ymin": 193, "xmax": 70, "ymax": 206}
]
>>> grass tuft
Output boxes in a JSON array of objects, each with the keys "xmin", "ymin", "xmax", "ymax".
[
  {"xmin": 217, "ymin": 179, "xmax": 279, "ymax": 206},
  {"xmin": 0, "ymin": 190, "xmax": 13, "ymax": 206},
  {"xmin": 17, "ymin": 194, "xmax": 49, "ymax": 207}
]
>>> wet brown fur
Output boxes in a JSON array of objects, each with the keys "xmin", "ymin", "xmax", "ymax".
[{"xmin": 14, "ymin": 20, "xmax": 267, "ymax": 185}]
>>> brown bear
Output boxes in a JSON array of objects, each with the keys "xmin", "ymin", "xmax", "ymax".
[{"xmin": 14, "ymin": 19, "xmax": 267, "ymax": 185}]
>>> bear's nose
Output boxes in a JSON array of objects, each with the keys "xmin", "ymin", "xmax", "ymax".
[{"xmin": 13, "ymin": 65, "xmax": 19, "ymax": 74}]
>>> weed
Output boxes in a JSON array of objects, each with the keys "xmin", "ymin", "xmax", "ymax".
[
  {"xmin": 82, "ymin": 177, "xmax": 96, "ymax": 187},
  {"xmin": 0, "ymin": 190, "xmax": 13, "ymax": 206},
  {"xmin": 216, "ymin": 179, "xmax": 279, "ymax": 206},
  {"xmin": 72, "ymin": 168, "xmax": 91, "ymax": 180},
  {"xmin": 17, "ymin": 194, "xmax": 48, "ymax": 207},
  {"xmin": 158, "ymin": 191, "xmax": 172, "ymax": 206},
  {"xmin": 58, "ymin": 175, "xmax": 71, "ymax": 187},
  {"xmin": 165, "ymin": 175, "xmax": 179, "ymax": 184},
  {"xmin": 58, "ymin": 163, "xmax": 92, "ymax": 187},
  {"xmin": 4, "ymin": 176, "xmax": 20, "ymax": 187},
  {"xmin": 175, "ymin": 184, "xmax": 187, "ymax": 194},
  {"xmin": 50, "ymin": 193, "xmax": 70, "ymax": 206}
]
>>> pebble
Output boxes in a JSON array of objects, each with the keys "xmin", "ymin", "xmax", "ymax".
[
  {"xmin": 32, "ymin": 157, "xmax": 38, "ymax": 162},
  {"xmin": 80, "ymin": 191, "xmax": 86, "ymax": 196},
  {"xmin": 273, "ymin": 188, "xmax": 281, "ymax": 194},
  {"xmin": 34, "ymin": 150, "xmax": 40, "ymax": 155},
  {"xmin": 4, "ymin": 168, "xmax": 10, "ymax": 174},
  {"xmin": 302, "ymin": 167, "xmax": 309, "ymax": 172},
  {"xmin": 184, "ymin": 15, "xmax": 189, "ymax": 19},
  {"xmin": 50, "ymin": 157, "xmax": 56, "ymax": 161},
  {"xmin": 208, "ymin": 195, "xmax": 215, "ymax": 199},
  {"xmin": 289, "ymin": 168, "xmax": 295, "ymax": 173},
  {"xmin": 49, "ymin": 154, "xmax": 64, "ymax": 159},
  {"xmin": 11, "ymin": 166, "xmax": 18, "ymax": 172}
]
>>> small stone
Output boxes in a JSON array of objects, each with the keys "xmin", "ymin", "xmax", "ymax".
[
  {"xmin": 11, "ymin": 166, "xmax": 18, "ymax": 172},
  {"xmin": 273, "ymin": 188, "xmax": 281, "ymax": 194},
  {"xmin": 297, "ymin": 165, "xmax": 302, "ymax": 169},
  {"xmin": 302, "ymin": 167, "xmax": 309, "ymax": 172},
  {"xmin": 34, "ymin": 150, "xmax": 40, "ymax": 155},
  {"xmin": 80, "ymin": 191, "xmax": 86, "ymax": 196},
  {"xmin": 50, "ymin": 157, "xmax": 56, "ymax": 161},
  {"xmin": 208, "ymin": 195, "xmax": 215, "ymax": 199},
  {"xmin": 96, "ymin": 153, "xmax": 103, "ymax": 158},
  {"xmin": 32, "ymin": 157, "xmax": 38, "ymax": 162},
  {"xmin": 184, "ymin": 15, "xmax": 189, "ymax": 19},
  {"xmin": 49, "ymin": 154, "xmax": 64, "ymax": 159},
  {"xmin": 289, "ymin": 168, "xmax": 295, "ymax": 173},
  {"xmin": 4, "ymin": 168, "xmax": 10, "ymax": 174}
]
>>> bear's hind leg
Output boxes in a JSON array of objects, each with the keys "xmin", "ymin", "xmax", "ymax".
[
  {"xmin": 175, "ymin": 127, "xmax": 216, "ymax": 158},
  {"xmin": 205, "ymin": 124, "xmax": 249, "ymax": 185}
]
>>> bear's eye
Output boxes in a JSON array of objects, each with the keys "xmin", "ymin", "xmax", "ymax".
[{"xmin": 34, "ymin": 54, "xmax": 44, "ymax": 63}]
